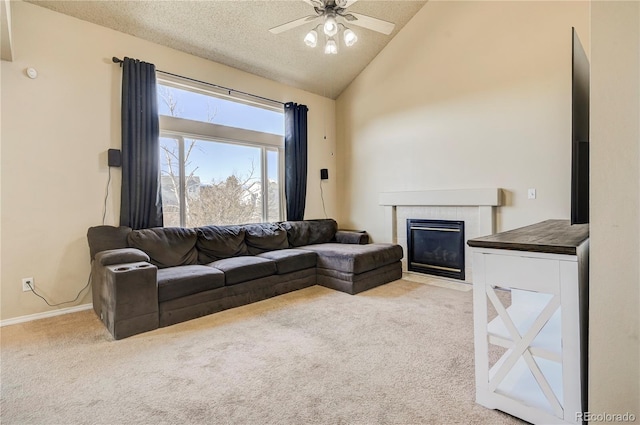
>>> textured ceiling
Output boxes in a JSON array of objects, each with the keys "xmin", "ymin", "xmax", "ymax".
[{"xmin": 26, "ymin": 0, "xmax": 427, "ymax": 99}]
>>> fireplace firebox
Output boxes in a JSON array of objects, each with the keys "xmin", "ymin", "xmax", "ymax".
[{"xmin": 406, "ymin": 219, "xmax": 465, "ymax": 280}]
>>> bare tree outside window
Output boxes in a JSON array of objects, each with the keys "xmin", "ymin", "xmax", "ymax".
[{"xmin": 158, "ymin": 86, "xmax": 269, "ymax": 227}]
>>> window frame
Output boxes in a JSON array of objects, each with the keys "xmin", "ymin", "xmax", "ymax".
[{"xmin": 157, "ymin": 75, "xmax": 285, "ymax": 227}]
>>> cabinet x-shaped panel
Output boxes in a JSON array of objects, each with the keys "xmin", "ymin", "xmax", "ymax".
[{"xmin": 486, "ymin": 286, "xmax": 563, "ymax": 417}]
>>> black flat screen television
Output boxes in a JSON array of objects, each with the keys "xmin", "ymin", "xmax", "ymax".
[{"xmin": 571, "ymin": 27, "xmax": 590, "ymax": 224}]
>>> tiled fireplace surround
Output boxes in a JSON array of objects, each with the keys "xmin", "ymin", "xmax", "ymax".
[{"xmin": 379, "ymin": 189, "xmax": 503, "ymax": 282}]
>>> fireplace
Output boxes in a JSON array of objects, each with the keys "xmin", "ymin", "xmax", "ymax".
[{"xmin": 406, "ymin": 219, "xmax": 465, "ymax": 280}]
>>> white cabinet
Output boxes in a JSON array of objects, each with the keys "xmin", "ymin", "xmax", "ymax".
[{"xmin": 468, "ymin": 220, "xmax": 589, "ymax": 425}]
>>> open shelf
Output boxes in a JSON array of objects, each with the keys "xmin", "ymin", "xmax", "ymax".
[{"xmin": 489, "ymin": 349, "xmax": 564, "ymax": 417}]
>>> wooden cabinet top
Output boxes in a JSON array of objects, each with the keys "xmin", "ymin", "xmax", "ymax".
[{"xmin": 467, "ymin": 219, "xmax": 589, "ymax": 255}]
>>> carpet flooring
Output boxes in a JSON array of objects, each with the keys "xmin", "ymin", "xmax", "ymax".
[{"xmin": 1, "ymin": 278, "xmax": 524, "ymax": 425}]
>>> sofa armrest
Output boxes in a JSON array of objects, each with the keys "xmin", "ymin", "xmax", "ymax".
[
  {"xmin": 95, "ymin": 248, "xmax": 150, "ymax": 266},
  {"xmin": 91, "ymin": 252, "xmax": 158, "ymax": 339},
  {"xmin": 335, "ymin": 230, "xmax": 369, "ymax": 245}
]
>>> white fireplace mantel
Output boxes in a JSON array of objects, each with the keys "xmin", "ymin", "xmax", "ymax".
[
  {"xmin": 379, "ymin": 188, "xmax": 502, "ymax": 207},
  {"xmin": 378, "ymin": 188, "xmax": 503, "ymax": 244}
]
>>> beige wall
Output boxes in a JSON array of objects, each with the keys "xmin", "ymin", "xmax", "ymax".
[
  {"xmin": 0, "ymin": 1, "xmax": 336, "ymax": 321},
  {"xmin": 336, "ymin": 1, "xmax": 589, "ymax": 241},
  {"xmin": 590, "ymin": 0, "xmax": 640, "ymax": 417}
]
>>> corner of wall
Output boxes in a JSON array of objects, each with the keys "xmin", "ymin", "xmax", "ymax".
[{"xmin": 1, "ymin": 0, "xmax": 13, "ymax": 61}]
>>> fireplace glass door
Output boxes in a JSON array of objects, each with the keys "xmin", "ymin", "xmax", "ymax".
[{"xmin": 407, "ymin": 219, "xmax": 465, "ymax": 280}]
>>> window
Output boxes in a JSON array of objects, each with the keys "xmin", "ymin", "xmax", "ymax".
[{"xmin": 157, "ymin": 77, "xmax": 284, "ymax": 227}]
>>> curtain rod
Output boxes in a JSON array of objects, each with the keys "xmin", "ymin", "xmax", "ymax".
[{"xmin": 112, "ymin": 57, "xmax": 285, "ymax": 106}]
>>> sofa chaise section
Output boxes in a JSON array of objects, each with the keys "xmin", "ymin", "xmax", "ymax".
[{"xmin": 299, "ymin": 243, "xmax": 404, "ymax": 295}]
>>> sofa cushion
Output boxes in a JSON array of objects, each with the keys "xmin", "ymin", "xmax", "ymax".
[
  {"xmin": 87, "ymin": 225, "xmax": 132, "ymax": 260},
  {"xmin": 243, "ymin": 223, "xmax": 289, "ymax": 254},
  {"xmin": 281, "ymin": 219, "xmax": 338, "ymax": 247},
  {"xmin": 208, "ymin": 256, "xmax": 277, "ymax": 285},
  {"xmin": 157, "ymin": 265, "xmax": 225, "ymax": 302},
  {"xmin": 196, "ymin": 225, "xmax": 248, "ymax": 263},
  {"xmin": 280, "ymin": 221, "xmax": 312, "ymax": 247},
  {"xmin": 127, "ymin": 227, "xmax": 198, "ymax": 268},
  {"xmin": 257, "ymin": 249, "xmax": 317, "ymax": 275},
  {"xmin": 299, "ymin": 243, "xmax": 404, "ymax": 275}
]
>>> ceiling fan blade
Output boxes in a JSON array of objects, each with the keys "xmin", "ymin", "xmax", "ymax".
[
  {"xmin": 347, "ymin": 12, "xmax": 395, "ymax": 35},
  {"xmin": 302, "ymin": 0, "xmax": 324, "ymax": 7},
  {"xmin": 269, "ymin": 15, "xmax": 321, "ymax": 35}
]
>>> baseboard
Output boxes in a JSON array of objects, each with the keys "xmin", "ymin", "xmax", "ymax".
[
  {"xmin": 402, "ymin": 272, "xmax": 472, "ymax": 292},
  {"xmin": 0, "ymin": 303, "xmax": 93, "ymax": 327}
]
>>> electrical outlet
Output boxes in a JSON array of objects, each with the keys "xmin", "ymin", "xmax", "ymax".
[
  {"xmin": 528, "ymin": 188, "xmax": 537, "ymax": 200},
  {"xmin": 22, "ymin": 277, "xmax": 34, "ymax": 292}
]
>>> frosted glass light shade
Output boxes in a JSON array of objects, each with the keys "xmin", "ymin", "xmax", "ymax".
[
  {"xmin": 343, "ymin": 29, "xmax": 358, "ymax": 47},
  {"xmin": 304, "ymin": 30, "xmax": 318, "ymax": 48},
  {"xmin": 323, "ymin": 15, "xmax": 338, "ymax": 37},
  {"xmin": 324, "ymin": 38, "xmax": 338, "ymax": 55}
]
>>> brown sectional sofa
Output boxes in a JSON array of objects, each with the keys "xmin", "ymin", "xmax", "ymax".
[{"xmin": 87, "ymin": 219, "xmax": 403, "ymax": 340}]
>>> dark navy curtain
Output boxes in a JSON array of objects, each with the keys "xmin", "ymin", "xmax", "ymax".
[
  {"xmin": 284, "ymin": 102, "xmax": 308, "ymax": 221},
  {"xmin": 119, "ymin": 57, "xmax": 163, "ymax": 230}
]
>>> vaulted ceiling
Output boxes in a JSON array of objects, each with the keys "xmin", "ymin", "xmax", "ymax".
[{"xmin": 26, "ymin": 0, "xmax": 427, "ymax": 99}]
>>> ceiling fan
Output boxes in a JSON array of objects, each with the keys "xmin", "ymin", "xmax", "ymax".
[{"xmin": 269, "ymin": 0, "xmax": 395, "ymax": 54}]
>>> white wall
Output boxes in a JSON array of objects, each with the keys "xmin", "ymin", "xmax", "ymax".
[
  {"xmin": 336, "ymin": 1, "xmax": 589, "ymax": 241},
  {"xmin": 0, "ymin": 1, "xmax": 336, "ymax": 321},
  {"xmin": 590, "ymin": 1, "xmax": 640, "ymax": 416}
]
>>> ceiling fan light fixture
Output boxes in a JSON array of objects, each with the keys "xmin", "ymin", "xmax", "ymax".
[
  {"xmin": 343, "ymin": 28, "xmax": 358, "ymax": 47},
  {"xmin": 269, "ymin": 0, "xmax": 396, "ymax": 55},
  {"xmin": 324, "ymin": 38, "xmax": 338, "ymax": 55},
  {"xmin": 304, "ymin": 29, "xmax": 318, "ymax": 48},
  {"xmin": 323, "ymin": 14, "xmax": 338, "ymax": 37}
]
